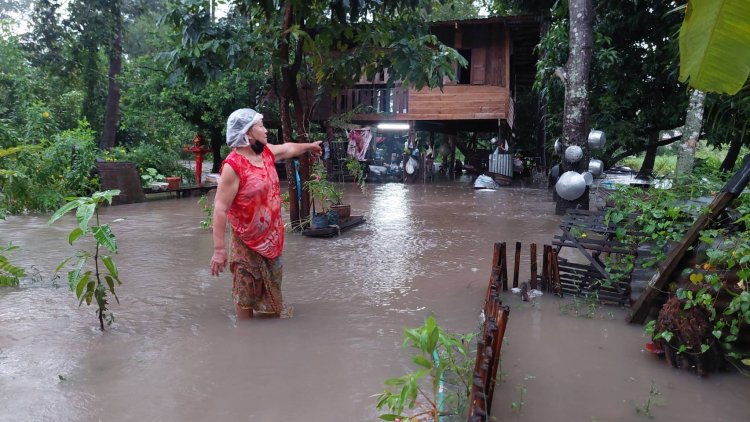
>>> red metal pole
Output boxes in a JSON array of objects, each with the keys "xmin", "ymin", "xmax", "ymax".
[{"xmin": 195, "ymin": 151, "xmax": 204, "ymax": 186}]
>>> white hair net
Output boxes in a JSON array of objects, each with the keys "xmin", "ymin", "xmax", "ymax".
[{"xmin": 226, "ymin": 108, "xmax": 264, "ymax": 147}]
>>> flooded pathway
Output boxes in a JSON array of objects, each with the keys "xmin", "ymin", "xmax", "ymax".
[{"xmin": 1, "ymin": 180, "xmax": 747, "ymax": 421}]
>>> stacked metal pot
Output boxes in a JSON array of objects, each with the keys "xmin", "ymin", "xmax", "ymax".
[{"xmin": 554, "ymin": 130, "xmax": 606, "ymax": 201}]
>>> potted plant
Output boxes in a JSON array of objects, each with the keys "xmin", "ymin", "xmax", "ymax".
[
  {"xmin": 165, "ymin": 176, "xmax": 181, "ymax": 190},
  {"xmin": 141, "ymin": 167, "xmax": 168, "ymax": 191},
  {"xmin": 303, "ymin": 161, "xmax": 343, "ymax": 228}
]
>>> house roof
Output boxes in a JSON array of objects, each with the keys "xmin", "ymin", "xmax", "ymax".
[{"xmin": 430, "ymin": 15, "xmax": 541, "ymax": 28}]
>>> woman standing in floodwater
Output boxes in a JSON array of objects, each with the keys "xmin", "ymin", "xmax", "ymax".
[{"xmin": 210, "ymin": 108, "xmax": 321, "ymax": 319}]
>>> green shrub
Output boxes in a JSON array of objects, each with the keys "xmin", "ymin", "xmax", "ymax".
[{"xmin": 0, "ymin": 122, "xmax": 99, "ymax": 213}]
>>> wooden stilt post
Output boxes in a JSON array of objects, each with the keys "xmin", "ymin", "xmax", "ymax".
[
  {"xmin": 500, "ymin": 242, "xmax": 508, "ymax": 291},
  {"xmin": 542, "ymin": 244, "xmax": 550, "ymax": 291},
  {"xmin": 530, "ymin": 243, "xmax": 537, "ymax": 290},
  {"xmin": 485, "ymin": 242, "xmax": 503, "ymax": 304},
  {"xmin": 551, "ymin": 248, "xmax": 562, "ymax": 297},
  {"xmin": 513, "ymin": 241, "xmax": 521, "ymax": 288}
]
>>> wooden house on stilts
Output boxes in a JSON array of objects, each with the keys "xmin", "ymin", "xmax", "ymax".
[{"xmin": 309, "ymin": 15, "xmax": 542, "ymax": 178}]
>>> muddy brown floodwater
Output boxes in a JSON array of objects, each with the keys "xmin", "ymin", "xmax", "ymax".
[{"xmin": 1, "ymin": 179, "xmax": 747, "ymax": 421}]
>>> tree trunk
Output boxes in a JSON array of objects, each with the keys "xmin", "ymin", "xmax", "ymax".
[
  {"xmin": 278, "ymin": 1, "xmax": 301, "ymax": 225},
  {"xmin": 636, "ymin": 131, "xmax": 659, "ymax": 180},
  {"xmin": 555, "ymin": 0, "xmax": 593, "ymax": 214},
  {"xmin": 289, "ymin": 37, "xmax": 312, "ymax": 220},
  {"xmin": 675, "ymin": 89, "xmax": 706, "ymax": 175},
  {"xmin": 719, "ymin": 130, "xmax": 743, "ymax": 172},
  {"xmin": 99, "ymin": 2, "xmax": 122, "ymax": 150},
  {"xmin": 210, "ymin": 127, "xmax": 223, "ymax": 173}
]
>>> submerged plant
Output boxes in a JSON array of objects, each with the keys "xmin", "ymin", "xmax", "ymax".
[
  {"xmin": 635, "ymin": 380, "xmax": 662, "ymax": 418},
  {"xmin": 48, "ymin": 190, "xmax": 123, "ymax": 330},
  {"xmin": 376, "ymin": 315, "xmax": 475, "ymax": 421}
]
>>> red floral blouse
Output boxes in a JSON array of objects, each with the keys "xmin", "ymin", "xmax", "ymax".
[{"xmin": 222, "ymin": 148, "xmax": 284, "ymax": 259}]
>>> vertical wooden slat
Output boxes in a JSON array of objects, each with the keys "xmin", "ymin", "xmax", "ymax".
[
  {"xmin": 551, "ymin": 248, "xmax": 562, "ymax": 297},
  {"xmin": 512, "ymin": 241, "xmax": 521, "ymax": 288},
  {"xmin": 500, "ymin": 242, "xmax": 508, "ymax": 291},
  {"xmin": 543, "ymin": 245, "xmax": 551, "ymax": 292},
  {"xmin": 487, "ymin": 305, "xmax": 509, "ymax": 416},
  {"xmin": 530, "ymin": 243, "xmax": 537, "ymax": 290}
]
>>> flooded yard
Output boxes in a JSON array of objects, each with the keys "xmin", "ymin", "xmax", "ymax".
[{"xmin": 1, "ymin": 180, "xmax": 747, "ymax": 421}]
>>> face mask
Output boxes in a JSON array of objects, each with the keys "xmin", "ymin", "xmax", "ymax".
[{"xmin": 250, "ymin": 140, "xmax": 265, "ymax": 154}]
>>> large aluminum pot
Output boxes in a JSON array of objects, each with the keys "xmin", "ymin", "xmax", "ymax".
[
  {"xmin": 589, "ymin": 158, "xmax": 604, "ymax": 177},
  {"xmin": 554, "ymin": 138, "xmax": 564, "ymax": 156},
  {"xmin": 582, "ymin": 171, "xmax": 594, "ymax": 186},
  {"xmin": 564, "ymin": 145, "xmax": 583, "ymax": 163},
  {"xmin": 588, "ymin": 130, "xmax": 606, "ymax": 149},
  {"xmin": 555, "ymin": 171, "xmax": 587, "ymax": 201}
]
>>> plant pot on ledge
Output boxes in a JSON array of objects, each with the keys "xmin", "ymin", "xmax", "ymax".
[
  {"xmin": 329, "ymin": 204, "xmax": 351, "ymax": 221},
  {"xmin": 166, "ymin": 176, "xmax": 181, "ymax": 191}
]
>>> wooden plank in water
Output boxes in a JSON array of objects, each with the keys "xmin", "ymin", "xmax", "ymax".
[{"xmin": 301, "ymin": 215, "xmax": 366, "ymax": 238}]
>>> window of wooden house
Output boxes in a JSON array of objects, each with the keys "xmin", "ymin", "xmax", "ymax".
[
  {"xmin": 456, "ymin": 48, "xmax": 487, "ymax": 85},
  {"xmin": 457, "ymin": 49, "xmax": 472, "ymax": 84}
]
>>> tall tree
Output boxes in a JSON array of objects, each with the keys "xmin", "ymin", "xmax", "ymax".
[
  {"xmin": 65, "ymin": 0, "xmax": 126, "ymax": 148},
  {"xmin": 66, "ymin": 0, "xmax": 108, "ymax": 134},
  {"xmin": 99, "ymin": 0, "xmax": 123, "ymax": 149},
  {"xmin": 537, "ymin": 1, "xmax": 689, "ymax": 178},
  {"xmin": 24, "ymin": 0, "xmax": 68, "ymax": 77},
  {"xmin": 675, "ymin": 89, "xmax": 705, "ymax": 175},
  {"xmin": 554, "ymin": 0, "xmax": 592, "ymax": 213}
]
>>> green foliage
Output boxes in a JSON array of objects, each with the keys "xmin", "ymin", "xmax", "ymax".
[
  {"xmin": 303, "ymin": 161, "xmax": 342, "ymax": 212},
  {"xmin": 376, "ymin": 315, "xmax": 475, "ymax": 421},
  {"xmin": 678, "ymin": 0, "xmax": 750, "ymax": 95},
  {"xmin": 0, "ymin": 243, "xmax": 26, "ymax": 287},
  {"xmin": 103, "ymin": 142, "xmax": 191, "ymax": 182},
  {"xmin": 48, "ymin": 190, "xmax": 123, "ymax": 330},
  {"xmin": 607, "ymin": 159, "xmax": 750, "ymax": 365},
  {"xmin": 1, "ymin": 122, "xmax": 100, "ymax": 213},
  {"xmin": 427, "ymin": 0, "xmax": 481, "ymax": 22},
  {"xmin": 198, "ymin": 194, "xmax": 213, "ymax": 229},
  {"xmin": 619, "ymin": 155, "xmax": 677, "ymax": 177},
  {"xmin": 344, "ymin": 155, "xmax": 367, "ymax": 194},
  {"xmin": 140, "ymin": 167, "xmax": 165, "ymax": 186}
]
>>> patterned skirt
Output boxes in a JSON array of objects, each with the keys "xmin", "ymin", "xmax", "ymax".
[{"xmin": 229, "ymin": 229, "xmax": 284, "ymax": 315}]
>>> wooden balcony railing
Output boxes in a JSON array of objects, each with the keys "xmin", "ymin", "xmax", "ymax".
[{"xmin": 331, "ymin": 85, "xmax": 409, "ymax": 116}]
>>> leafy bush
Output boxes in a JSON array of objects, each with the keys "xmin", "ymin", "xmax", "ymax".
[{"xmin": 0, "ymin": 122, "xmax": 99, "ymax": 213}]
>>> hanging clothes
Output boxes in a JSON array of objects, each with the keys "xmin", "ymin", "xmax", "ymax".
[{"xmin": 346, "ymin": 128, "xmax": 372, "ymax": 160}]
